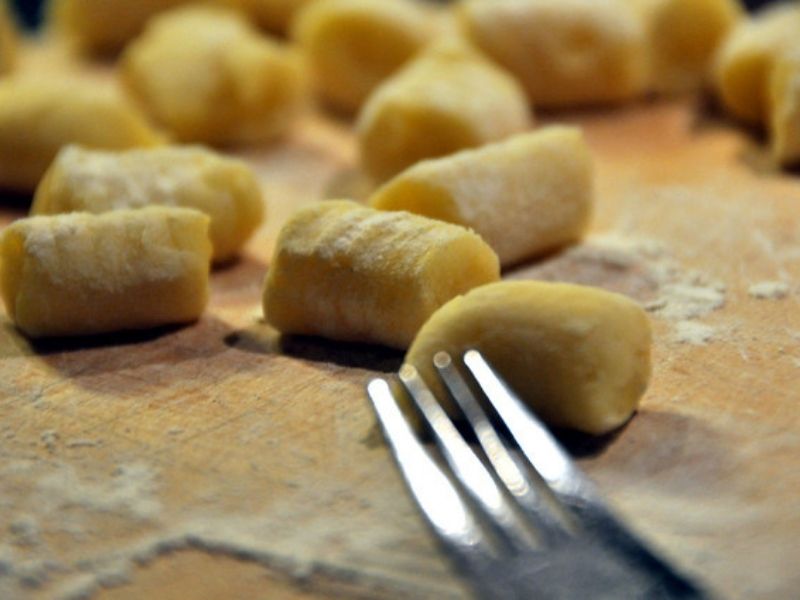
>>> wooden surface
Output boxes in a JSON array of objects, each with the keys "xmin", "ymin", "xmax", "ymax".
[{"xmin": 2, "ymin": 46, "xmax": 800, "ymax": 600}]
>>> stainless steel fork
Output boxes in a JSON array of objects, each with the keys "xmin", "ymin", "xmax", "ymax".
[{"xmin": 366, "ymin": 349, "xmax": 710, "ymax": 600}]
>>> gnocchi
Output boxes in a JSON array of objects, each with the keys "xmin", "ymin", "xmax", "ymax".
[
  {"xmin": 121, "ymin": 5, "xmax": 306, "ymax": 145},
  {"xmin": 32, "ymin": 145, "xmax": 264, "ymax": 264},
  {"xmin": 406, "ymin": 281, "xmax": 652, "ymax": 435},
  {"xmin": 714, "ymin": 3, "xmax": 800, "ymax": 124},
  {"xmin": 356, "ymin": 38, "xmax": 531, "ymax": 182},
  {"xmin": 0, "ymin": 207, "xmax": 211, "ymax": 338},
  {"xmin": 0, "ymin": 77, "xmax": 164, "ymax": 192},
  {"xmin": 263, "ymin": 200, "xmax": 500, "ymax": 349},
  {"xmin": 293, "ymin": 0, "xmax": 437, "ymax": 113},
  {"xmin": 0, "ymin": 0, "xmax": 15, "ymax": 75},
  {"xmin": 630, "ymin": 0, "xmax": 742, "ymax": 93},
  {"xmin": 769, "ymin": 50, "xmax": 800, "ymax": 167},
  {"xmin": 458, "ymin": 0, "xmax": 649, "ymax": 107},
  {"xmin": 369, "ymin": 127, "xmax": 593, "ymax": 268}
]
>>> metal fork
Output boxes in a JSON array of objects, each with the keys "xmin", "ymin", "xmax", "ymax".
[{"xmin": 366, "ymin": 349, "xmax": 709, "ymax": 600}]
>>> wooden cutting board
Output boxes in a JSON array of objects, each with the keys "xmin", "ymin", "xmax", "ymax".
[{"xmin": 1, "ymin": 43, "xmax": 799, "ymax": 600}]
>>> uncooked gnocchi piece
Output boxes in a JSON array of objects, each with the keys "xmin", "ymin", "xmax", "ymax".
[
  {"xmin": 121, "ymin": 5, "xmax": 306, "ymax": 145},
  {"xmin": 406, "ymin": 281, "xmax": 652, "ymax": 435},
  {"xmin": 370, "ymin": 126, "xmax": 593, "ymax": 268},
  {"xmin": 356, "ymin": 39, "xmax": 531, "ymax": 182},
  {"xmin": 769, "ymin": 50, "xmax": 800, "ymax": 167},
  {"xmin": 241, "ymin": 0, "xmax": 318, "ymax": 33},
  {"xmin": 0, "ymin": 77, "xmax": 164, "ymax": 192},
  {"xmin": 32, "ymin": 145, "xmax": 264, "ymax": 263},
  {"xmin": 293, "ymin": 0, "xmax": 437, "ymax": 112},
  {"xmin": 0, "ymin": 207, "xmax": 211, "ymax": 338},
  {"xmin": 48, "ymin": 0, "xmax": 228, "ymax": 55},
  {"xmin": 714, "ymin": 3, "xmax": 800, "ymax": 124},
  {"xmin": 0, "ymin": 0, "xmax": 16, "ymax": 75},
  {"xmin": 458, "ymin": 0, "xmax": 649, "ymax": 107},
  {"xmin": 263, "ymin": 200, "xmax": 500, "ymax": 349},
  {"xmin": 629, "ymin": 0, "xmax": 742, "ymax": 93}
]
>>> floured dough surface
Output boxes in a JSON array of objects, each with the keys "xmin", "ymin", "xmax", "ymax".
[
  {"xmin": 33, "ymin": 145, "xmax": 264, "ymax": 263},
  {"xmin": 0, "ymin": 207, "xmax": 211, "ymax": 338}
]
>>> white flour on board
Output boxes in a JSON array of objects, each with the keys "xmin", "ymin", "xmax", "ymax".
[
  {"xmin": 551, "ymin": 234, "xmax": 727, "ymax": 345},
  {"xmin": 748, "ymin": 281, "xmax": 791, "ymax": 300}
]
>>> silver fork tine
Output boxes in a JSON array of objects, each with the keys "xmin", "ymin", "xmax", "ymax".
[
  {"xmin": 463, "ymin": 349, "xmax": 708, "ymax": 597},
  {"xmin": 365, "ymin": 378, "xmax": 493, "ymax": 568},
  {"xmin": 433, "ymin": 351, "xmax": 571, "ymax": 546},
  {"xmin": 398, "ymin": 364, "xmax": 537, "ymax": 554}
]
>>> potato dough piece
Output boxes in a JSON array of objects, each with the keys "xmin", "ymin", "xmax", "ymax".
[
  {"xmin": 356, "ymin": 39, "xmax": 531, "ymax": 182},
  {"xmin": 458, "ymin": 0, "xmax": 648, "ymax": 107},
  {"xmin": 406, "ymin": 281, "xmax": 652, "ymax": 435},
  {"xmin": 241, "ymin": 0, "xmax": 318, "ymax": 33},
  {"xmin": 32, "ymin": 145, "xmax": 264, "ymax": 263},
  {"xmin": 769, "ymin": 50, "xmax": 800, "ymax": 167},
  {"xmin": 0, "ymin": 0, "xmax": 16, "ymax": 75},
  {"xmin": 263, "ymin": 200, "xmax": 500, "ymax": 348},
  {"xmin": 629, "ymin": 0, "xmax": 742, "ymax": 93},
  {"xmin": 714, "ymin": 3, "xmax": 800, "ymax": 124},
  {"xmin": 0, "ymin": 77, "xmax": 164, "ymax": 192},
  {"xmin": 0, "ymin": 207, "xmax": 211, "ymax": 338},
  {"xmin": 293, "ymin": 0, "xmax": 437, "ymax": 112},
  {"xmin": 48, "ymin": 0, "xmax": 204, "ymax": 55},
  {"xmin": 121, "ymin": 5, "xmax": 306, "ymax": 145},
  {"xmin": 370, "ymin": 127, "xmax": 593, "ymax": 268}
]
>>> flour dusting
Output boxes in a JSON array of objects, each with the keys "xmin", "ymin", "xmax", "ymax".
[
  {"xmin": 674, "ymin": 321, "xmax": 716, "ymax": 345},
  {"xmin": 563, "ymin": 234, "xmax": 727, "ymax": 345},
  {"xmin": 748, "ymin": 281, "xmax": 790, "ymax": 300}
]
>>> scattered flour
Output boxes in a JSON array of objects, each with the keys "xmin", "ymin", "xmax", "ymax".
[
  {"xmin": 37, "ymin": 463, "xmax": 161, "ymax": 522},
  {"xmin": 575, "ymin": 234, "xmax": 727, "ymax": 345},
  {"xmin": 748, "ymin": 281, "xmax": 790, "ymax": 300},
  {"xmin": 673, "ymin": 321, "xmax": 716, "ymax": 345}
]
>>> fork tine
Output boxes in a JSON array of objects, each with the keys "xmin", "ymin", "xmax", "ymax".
[
  {"xmin": 462, "ymin": 350, "xmax": 709, "ymax": 597},
  {"xmin": 433, "ymin": 351, "xmax": 572, "ymax": 546},
  {"xmin": 366, "ymin": 378, "xmax": 493, "ymax": 569},
  {"xmin": 398, "ymin": 364, "xmax": 537, "ymax": 554}
]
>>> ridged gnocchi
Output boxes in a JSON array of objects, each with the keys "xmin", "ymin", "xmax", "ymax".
[
  {"xmin": 263, "ymin": 200, "xmax": 500, "ymax": 349},
  {"xmin": 32, "ymin": 145, "xmax": 264, "ymax": 263},
  {"xmin": 0, "ymin": 207, "xmax": 211, "ymax": 338},
  {"xmin": 370, "ymin": 127, "xmax": 593, "ymax": 268}
]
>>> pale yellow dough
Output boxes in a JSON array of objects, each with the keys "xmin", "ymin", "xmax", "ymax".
[
  {"xmin": 769, "ymin": 50, "xmax": 800, "ymax": 167},
  {"xmin": 0, "ymin": 207, "xmax": 211, "ymax": 338},
  {"xmin": 458, "ymin": 0, "xmax": 649, "ymax": 107},
  {"xmin": 47, "ymin": 0, "xmax": 236, "ymax": 55},
  {"xmin": 356, "ymin": 39, "xmax": 531, "ymax": 182},
  {"xmin": 0, "ymin": 77, "xmax": 164, "ymax": 192},
  {"xmin": 370, "ymin": 127, "xmax": 593, "ymax": 268},
  {"xmin": 0, "ymin": 0, "xmax": 15, "ymax": 75},
  {"xmin": 32, "ymin": 145, "xmax": 264, "ymax": 264},
  {"xmin": 263, "ymin": 200, "xmax": 500, "ymax": 349},
  {"xmin": 293, "ymin": 0, "xmax": 437, "ymax": 112},
  {"xmin": 629, "ymin": 0, "xmax": 742, "ymax": 93},
  {"xmin": 714, "ymin": 3, "xmax": 800, "ymax": 124},
  {"xmin": 239, "ymin": 0, "xmax": 316, "ymax": 33},
  {"xmin": 121, "ymin": 5, "xmax": 306, "ymax": 145},
  {"xmin": 406, "ymin": 281, "xmax": 652, "ymax": 435}
]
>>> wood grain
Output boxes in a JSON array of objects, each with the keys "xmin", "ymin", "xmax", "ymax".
[{"xmin": 1, "ymin": 43, "xmax": 799, "ymax": 600}]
